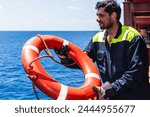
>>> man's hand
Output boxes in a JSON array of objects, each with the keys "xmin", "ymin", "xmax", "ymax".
[
  {"xmin": 92, "ymin": 86, "xmax": 105, "ymax": 100},
  {"xmin": 55, "ymin": 45, "xmax": 69, "ymax": 58},
  {"xmin": 93, "ymin": 81, "xmax": 113, "ymax": 100},
  {"xmin": 55, "ymin": 45, "xmax": 74, "ymax": 65}
]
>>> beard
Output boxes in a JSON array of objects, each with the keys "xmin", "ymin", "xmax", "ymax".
[{"xmin": 99, "ymin": 19, "xmax": 113, "ymax": 30}]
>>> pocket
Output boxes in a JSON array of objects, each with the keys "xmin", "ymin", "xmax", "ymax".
[
  {"xmin": 97, "ymin": 50, "xmax": 107, "ymax": 75},
  {"xmin": 97, "ymin": 50, "xmax": 106, "ymax": 61}
]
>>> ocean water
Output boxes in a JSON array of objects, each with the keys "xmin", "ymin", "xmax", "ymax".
[{"xmin": 0, "ymin": 31, "xmax": 98, "ymax": 100}]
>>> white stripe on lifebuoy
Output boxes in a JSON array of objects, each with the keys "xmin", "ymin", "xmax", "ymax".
[
  {"xmin": 85, "ymin": 73, "xmax": 100, "ymax": 80},
  {"xmin": 23, "ymin": 45, "xmax": 39, "ymax": 54},
  {"xmin": 63, "ymin": 40, "xmax": 69, "ymax": 46},
  {"xmin": 57, "ymin": 84, "xmax": 68, "ymax": 100}
]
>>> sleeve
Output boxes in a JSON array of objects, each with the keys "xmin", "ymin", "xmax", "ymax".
[
  {"xmin": 105, "ymin": 35, "xmax": 149, "ymax": 98},
  {"xmin": 84, "ymin": 39, "xmax": 96, "ymax": 62}
]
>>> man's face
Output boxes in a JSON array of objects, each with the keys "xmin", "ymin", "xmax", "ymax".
[{"xmin": 96, "ymin": 7, "xmax": 113, "ymax": 30}]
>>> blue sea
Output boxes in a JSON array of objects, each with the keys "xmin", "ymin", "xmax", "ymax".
[{"xmin": 0, "ymin": 31, "xmax": 98, "ymax": 100}]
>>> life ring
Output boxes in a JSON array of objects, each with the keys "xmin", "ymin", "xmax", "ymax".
[{"xmin": 22, "ymin": 35, "xmax": 101, "ymax": 100}]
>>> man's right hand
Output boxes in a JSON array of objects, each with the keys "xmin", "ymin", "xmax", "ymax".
[
  {"xmin": 55, "ymin": 45, "xmax": 69, "ymax": 57},
  {"xmin": 55, "ymin": 45, "xmax": 74, "ymax": 65}
]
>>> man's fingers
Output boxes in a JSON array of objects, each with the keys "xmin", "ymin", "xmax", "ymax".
[
  {"xmin": 92, "ymin": 86, "xmax": 100, "ymax": 93},
  {"xmin": 92, "ymin": 86, "xmax": 104, "ymax": 100}
]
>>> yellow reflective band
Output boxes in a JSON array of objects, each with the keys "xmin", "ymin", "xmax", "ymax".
[
  {"xmin": 92, "ymin": 25, "xmax": 141, "ymax": 44},
  {"xmin": 92, "ymin": 31, "xmax": 105, "ymax": 42}
]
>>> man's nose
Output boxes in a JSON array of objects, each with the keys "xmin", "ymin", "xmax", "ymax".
[{"xmin": 96, "ymin": 17, "xmax": 101, "ymax": 23}]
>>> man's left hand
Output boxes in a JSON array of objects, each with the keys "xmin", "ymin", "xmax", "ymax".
[{"xmin": 93, "ymin": 81, "xmax": 113, "ymax": 100}]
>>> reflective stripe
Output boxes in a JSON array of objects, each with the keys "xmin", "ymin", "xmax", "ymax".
[
  {"xmin": 85, "ymin": 73, "xmax": 100, "ymax": 80},
  {"xmin": 22, "ymin": 45, "xmax": 39, "ymax": 53},
  {"xmin": 122, "ymin": 30, "xmax": 130, "ymax": 41},
  {"xmin": 92, "ymin": 26, "xmax": 139, "ymax": 43},
  {"xmin": 92, "ymin": 31, "xmax": 105, "ymax": 42},
  {"xmin": 57, "ymin": 84, "xmax": 68, "ymax": 100},
  {"xmin": 98, "ymin": 32, "xmax": 105, "ymax": 42},
  {"xmin": 63, "ymin": 40, "xmax": 69, "ymax": 46}
]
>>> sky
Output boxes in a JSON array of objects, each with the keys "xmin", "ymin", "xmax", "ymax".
[{"xmin": 0, "ymin": 0, "xmax": 124, "ymax": 31}]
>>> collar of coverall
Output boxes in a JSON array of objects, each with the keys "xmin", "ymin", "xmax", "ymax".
[{"xmin": 104, "ymin": 22, "xmax": 122, "ymax": 40}]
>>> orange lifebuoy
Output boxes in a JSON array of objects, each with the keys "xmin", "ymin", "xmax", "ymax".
[{"xmin": 22, "ymin": 35, "xmax": 101, "ymax": 100}]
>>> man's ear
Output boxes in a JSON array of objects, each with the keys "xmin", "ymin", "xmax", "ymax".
[{"xmin": 111, "ymin": 12, "xmax": 117, "ymax": 20}]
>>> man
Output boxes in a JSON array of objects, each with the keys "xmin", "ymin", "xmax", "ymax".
[{"xmin": 56, "ymin": 0, "xmax": 150, "ymax": 99}]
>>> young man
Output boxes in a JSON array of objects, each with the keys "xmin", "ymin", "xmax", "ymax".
[
  {"xmin": 85, "ymin": 0, "xmax": 150, "ymax": 99},
  {"xmin": 56, "ymin": 0, "xmax": 150, "ymax": 99}
]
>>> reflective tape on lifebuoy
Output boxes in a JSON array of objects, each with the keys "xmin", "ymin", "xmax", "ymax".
[{"xmin": 21, "ymin": 35, "xmax": 101, "ymax": 100}]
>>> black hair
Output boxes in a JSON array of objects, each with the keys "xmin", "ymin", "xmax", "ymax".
[{"xmin": 95, "ymin": 0, "xmax": 121, "ymax": 21}]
